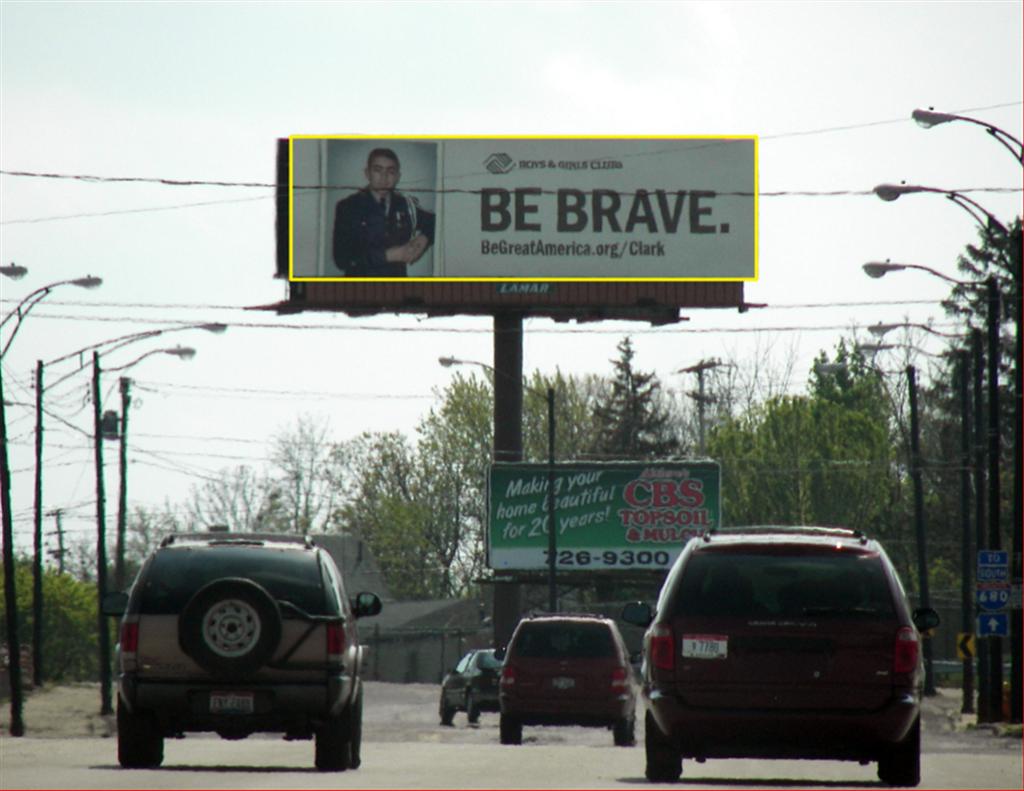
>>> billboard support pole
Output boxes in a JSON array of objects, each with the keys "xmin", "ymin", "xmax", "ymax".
[{"xmin": 492, "ymin": 312, "xmax": 523, "ymax": 649}]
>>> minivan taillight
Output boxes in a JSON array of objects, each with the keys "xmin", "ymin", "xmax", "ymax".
[
  {"xmin": 500, "ymin": 665, "xmax": 517, "ymax": 687},
  {"xmin": 326, "ymin": 623, "xmax": 346, "ymax": 660},
  {"xmin": 611, "ymin": 666, "xmax": 629, "ymax": 692},
  {"xmin": 649, "ymin": 623, "xmax": 675, "ymax": 671},
  {"xmin": 120, "ymin": 621, "xmax": 139, "ymax": 654},
  {"xmin": 893, "ymin": 626, "xmax": 919, "ymax": 674}
]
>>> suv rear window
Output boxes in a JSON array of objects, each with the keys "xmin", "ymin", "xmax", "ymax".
[
  {"xmin": 513, "ymin": 622, "xmax": 615, "ymax": 659},
  {"xmin": 136, "ymin": 546, "xmax": 333, "ymax": 615},
  {"xmin": 670, "ymin": 551, "xmax": 895, "ymax": 620}
]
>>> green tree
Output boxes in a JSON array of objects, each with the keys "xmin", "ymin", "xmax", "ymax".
[
  {"xmin": 591, "ymin": 337, "xmax": 679, "ymax": 459},
  {"xmin": 328, "ymin": 369, "xmax": 611, "ymax": 598},
  {"xmin": 1, "ymin": 560, "xmax": 100, "ymax": 683},
  {"xmin": 708, "ymin": 347, "xmax": 894, "ymax": 543}
]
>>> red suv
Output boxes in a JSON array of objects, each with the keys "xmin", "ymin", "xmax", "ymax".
[
  {"xmin": 623, "ymin": 526, "xmax": 939, "ymax": 786},
  {"xmin": 497, "ymin": 614, "xmax": 637, "ymax": 746}
]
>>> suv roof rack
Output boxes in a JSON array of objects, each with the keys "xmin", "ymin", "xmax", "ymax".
[
  {"xmin": 160, "ymin": 532, "xmax": 314, "ymax": 548},
  {"xmin": 702, "ymin": 525, "xmax": 868, "ymax": 544},
  {"xmin": 524, "ymin": 611, "xmax": 608, "ymax": 620}
]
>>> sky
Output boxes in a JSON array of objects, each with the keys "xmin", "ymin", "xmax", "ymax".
[{"xmin": 1, "ymin": 1, "xmax": 1021, "ymax": 558}]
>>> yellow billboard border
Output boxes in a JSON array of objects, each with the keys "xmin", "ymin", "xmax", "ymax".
[{"xmin": 287, "ymin": 134, "xmax": 759, "ymax": 284}]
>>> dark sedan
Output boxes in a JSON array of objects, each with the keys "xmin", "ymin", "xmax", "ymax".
[{"xmin": 439, "ymin": 649, "xmax": 502, "ymax": 725}]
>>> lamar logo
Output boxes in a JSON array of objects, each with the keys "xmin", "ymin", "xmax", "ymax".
[{"xmin": 483, "ymin": 153, "xmax": 515, "ymax": 174}]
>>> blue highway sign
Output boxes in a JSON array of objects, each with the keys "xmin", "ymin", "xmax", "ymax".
[{"xmin": 977, "ymin": 613, "xmax": 1009, "ymax": 638}]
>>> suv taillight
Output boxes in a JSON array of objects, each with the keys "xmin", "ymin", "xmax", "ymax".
[
  {"xmin": 649, "ymin": 623, "xmax": 675, "ymax": 672},
  {"xmin": 893, "ymin": 626, "xmax": 919, "ymax": 674},
  {"xmin": 326, "ymin": 623, "xmax": 346, "ymax": 660},
  {"xmin": 500, "ymin": 665, "xmax": 517, "ymax": 687},
  {"xmin": 120, "ymin": 621, "xmax": 139, "ymax": 654},
  {"xmin": 611, "ymin": 666, "xmax": 629, "ymax": 691}
]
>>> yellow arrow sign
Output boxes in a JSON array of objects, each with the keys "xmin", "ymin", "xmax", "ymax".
[{"xmin": 956, "ymin": 632, "xmax": 976, "ymax": 660}]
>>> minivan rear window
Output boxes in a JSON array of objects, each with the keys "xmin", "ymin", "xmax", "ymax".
[
  {"xmin": 671, "ymin": 551, "xmax": 895, "ymax": 620},
  {"xmin": 136, "ymin": 546, "xmax": 332, "ymax": 615},
  {"xmin": 513, "ymin": 622, "xmax": 615, "ymax": 659}
]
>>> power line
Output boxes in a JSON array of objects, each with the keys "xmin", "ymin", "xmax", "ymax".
[
  {"xmin": 0, "ymin": 296, "xmax": 981, "ymax": 313},
  {"xmin": 7, "ymin": 311, "xmax": 973, "ymax": 336}
]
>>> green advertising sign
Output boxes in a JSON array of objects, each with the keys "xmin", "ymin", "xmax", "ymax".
[{"xmin": 487, "ymin": 461, "xmax": 721, "ymax": 572}]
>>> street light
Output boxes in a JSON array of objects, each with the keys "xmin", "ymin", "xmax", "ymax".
[
  {"xmin": 92, "ymin": 343, "xmax": 198, "ymax": 715},
  {"xmin": 866, "ymin": 321, "xmax": 964, "ymax": 340},
  {"xmin": 863, "ymin": 260, "xmax": 974, "ymax": 287},
  {"xmin": 873, "ymin": 183, "xmax": 1009, "ymax": 236},
  {"xmin": 28, "ymin": 324, "xmax": 225, "ymax": 689},
  {"xmin": 439, "ymin": 356, "xmax": 559, "ymax": 613},
  {"xmin": 1, "ymin": 272, "xmax": 104, "ymax": 737},
  {"xmin": 1, "ymin": 263, "xmax": 28, "ymax": 280},
  {"xmin": 0, "ymin": 276, "xmax": 102, "ymax": 357},
  {"xmin": 864, "ymin": 226, "xmax": 1017, "ymax": 720},
  {"xmin": 911, "ymin": 108, "xmax": 1024, "ymax": 166}
]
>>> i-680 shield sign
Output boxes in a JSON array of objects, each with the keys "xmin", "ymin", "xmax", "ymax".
[{"xmin": 487, "ymin": 461, "xmax": 721, "ymax": 571}]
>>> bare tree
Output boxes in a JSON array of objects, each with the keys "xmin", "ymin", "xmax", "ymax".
[{"xmin": 269, "ymin": 414, "xmax": 337, "ymax": 535}]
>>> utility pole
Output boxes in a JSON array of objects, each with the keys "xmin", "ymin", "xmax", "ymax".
[
  {"xmin": 0, "ymin": 362, "xmax": 26, "ymax": 736},
  {"xmin": 116, "ymin": 377, "xmax": 131, "ymax": 591},
  {"xmin": 972, "ymin": 330, "xmax": 990, "ymax": 721},
  {"xmin": 47, "ymin": 509, "xmax": 65, "ymax": 575},
  {"xmin": 985, "ymin": 278, "xmax": 1003, "ymax": 720},
  {"xmin": 92, "ymin": 352, "xmax": 113, "ymax": 715},
  {"xmin": 957, "ymin": 352, "xmax": 974, "ymax": 713},
  {"xmin": 678, "ymin": 358, "xmax": 724, "ymax": 455},
  {"xmin": 32, "ymin": 360, "xmax": 44, "ymax": 688},
  {"xmin": 906, "ymin": 365, "xmax": 936, "ymax": 696},
  {"xmin": 1009, "ymin": 225, "xmax": 1022, "ymax": 724}
]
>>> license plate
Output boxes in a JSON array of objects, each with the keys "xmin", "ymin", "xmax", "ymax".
[
  {"xmin": 682, "ymin": 634, "xmax": 728, "ymax": 660},
  {"xmin": 210, "ymin": 692, "xmax": 254, "ymax": 714},
  {"xmin": 551, "ymin": 676, "xmax": 575, "ymax": 690}
]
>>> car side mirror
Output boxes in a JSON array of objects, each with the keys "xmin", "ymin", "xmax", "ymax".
[
  {"xmin": 493, "ymin": 645, "xmax": 506, "ymax": 661},
  {"xmin": 912, "ymin": 607, "xmax": 940, "ymax": 633},
  {"xmin": 102, "ymin": 591, "xmax": 129, "ymax": 617},
  {"xmin": 352, "ymin": 591, "xmax": 383, "ymax": 619},
  {"xmin": 621, "ymin": 601, "xmax": 653, "ymax": 628}
]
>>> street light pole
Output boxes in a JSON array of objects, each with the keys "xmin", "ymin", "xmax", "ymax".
[
  {"xmin": 0, "ymin": 363, "xmax": 25, "ymax": 736},
  {"xmin": 956, "ymin": 351, "xmax": 974, "ymax": 714},
  {"xmin": 2, "ymin": 270, "xmax": 102, "ymax": 735},
  {"xmin": 439, "ymin": 355, "xmax": 560, "ymax": 613},
  {"xmin": 546, "ymin": 387, "xmax": 557, "ymax": 613},
  {"xmin": 972, "ymin": 329, "xmax": 991, "ymax": 721},
  {"xmin": 906, "ymin": 365, "xmax": 937, "ymax": 696},
  {"xmin": 32, "ymin": 360, "xmax": 44, "ymax": 688},
  {"xmin": 984, "ymin": 277, "xmax": 1002, "ymax": 721}
]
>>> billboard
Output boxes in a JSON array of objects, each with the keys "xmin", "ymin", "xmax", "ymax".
[
  {"xmin": 487, "ymin": 461, "xmax": 721, "ymax": 572},
  {"xmin": 288, "ymin": 136, "xmax": 757, "ymax": 282}
]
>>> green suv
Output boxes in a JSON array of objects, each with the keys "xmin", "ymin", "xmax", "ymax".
[{"xmin": 104, "ymin": 532, "xmax": 382, "ymax": 771}]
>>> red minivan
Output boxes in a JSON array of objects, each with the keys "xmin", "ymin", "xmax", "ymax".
[
  {"xmin": 498, "ymin": 614, "xmax": 638, "ymax": 746},
  {"xmin": 623, "ymin": 526, "xmax": 939, "ymax": 786}
]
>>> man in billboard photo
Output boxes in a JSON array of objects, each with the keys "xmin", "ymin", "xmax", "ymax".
[{"xmin": 332, "ymin": 147, "xmax": 436, "ymax": 277}]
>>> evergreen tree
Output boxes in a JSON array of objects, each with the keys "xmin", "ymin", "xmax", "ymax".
[{"xmin": 591, "ymin": 337, "xmax": 679, "ymax": 460}]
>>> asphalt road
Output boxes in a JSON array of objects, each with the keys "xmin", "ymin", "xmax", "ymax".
[{"xmin": 1, "ymin": 683, "xmax": 1020, "ymax": 789}]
